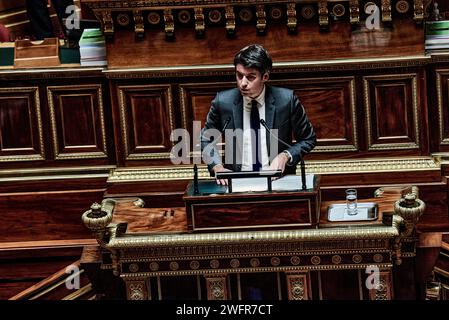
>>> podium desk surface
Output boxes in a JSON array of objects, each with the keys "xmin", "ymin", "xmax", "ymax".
[{"xmin": 107, "ymin": 190, "xmax": 401, "ymax": 239}]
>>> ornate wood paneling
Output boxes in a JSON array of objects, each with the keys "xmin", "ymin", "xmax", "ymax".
[
  {"xmin": 179, "ymin": 82, "xmax": 235, "ymax": 155},
  {"xmin": 273, "ymin": 77, "xmax": 358, "ymax": 153},
  {"xmin": 117, "ymin": 84, "xmax": 174, "ymax": 161},
  {"xmin": 47, "ymin": 84, "xmax": 108, "ymax": 160},
  {"xmin": 0, "ymin": 87, "xmax": 45, "ymax": 162},
  {"xmin": 436, "ymin": 69, "xmax": 449, "ymax": 148},
  {"xmin": 363, "ymin": 74, "xmax": 420, "ymax": 151}
]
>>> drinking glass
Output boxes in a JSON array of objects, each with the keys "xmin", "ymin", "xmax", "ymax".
[{"xmin": 346, "ymin": 188, "xmax": 358, "ymax": 215}]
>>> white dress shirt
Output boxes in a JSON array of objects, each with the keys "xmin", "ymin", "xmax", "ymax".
[{"xmin": 241, "ymin": 86, "xmax": 270, "ymax": 171}]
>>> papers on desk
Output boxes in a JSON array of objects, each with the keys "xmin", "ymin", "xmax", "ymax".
[{"xmin": 227, "ymin": 174, "xmax": 314, "ymax": 193}]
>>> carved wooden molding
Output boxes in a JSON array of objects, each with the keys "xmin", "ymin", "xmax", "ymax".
[
  {"xmin": 256, "ymin": 4, "xmax": 267, "ymax": 34},
  {"xmin": 163, "ymin": 8, "xmax": 174, "ymax": 38},
  {"xmin": 194, "ymin": 7, "xmax": 205, "ymax": 37},
  {"xmin": 286, "ymin": 2, "xmax": 297, "ymax": 33},
  {"xmin": 349, "ymin": 0, "xmax": 360, "ymax": 24},
  {"xmin": 133, "ymin": 10, "xmax": 144, "ymax": 39},
  {"xmin": 381, "ymin": 0, "xmax": 392, "ymax": 22},
  {"xmin": 368, "ymin": 269, "xmax": 393, "ymax": 300},
  {"xmin": 286, "ymin": 271, "xmax": 310, "ymax": 300},
  {"xmin": 318, "ymin": 0, "xmax": 328, "ymax": 30},
  {"xmin": 225, "ymin": 6, "xmax": 236, "ymax": 36}
]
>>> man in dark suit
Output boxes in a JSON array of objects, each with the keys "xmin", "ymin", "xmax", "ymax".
[
  {"xmin": 201, "ymin": 44, "xmax": 316, "ymax": 185},
  {"xmin": 26, "ymin": 0, "xmax": 74, "ymax": 40}
]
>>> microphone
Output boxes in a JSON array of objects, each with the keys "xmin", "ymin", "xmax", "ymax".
[
  {"xmin": 260, "ymin": 119, "xmax": 307, "ymax": 190},
  {"xmin": 221, "ymin": 116, "xmax": 231, "ymax": 132}
]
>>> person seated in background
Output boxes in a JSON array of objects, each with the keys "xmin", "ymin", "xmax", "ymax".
[{"xmin": 25, "ymin": 0, "xmax": 74, "ymax": 40}]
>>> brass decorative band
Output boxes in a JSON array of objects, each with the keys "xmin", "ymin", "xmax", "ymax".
[
  {"xmin": 107, "ymin": 157, "xmax": 439, "ymax": 183},
  {"xmin": 103, "ymin": 215, "xmax": 403, "ymax": 249}
]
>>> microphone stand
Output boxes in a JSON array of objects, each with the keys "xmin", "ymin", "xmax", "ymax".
[{"xmin": 260, "ymin": 119, "xmax": 307, "ymax": 190}]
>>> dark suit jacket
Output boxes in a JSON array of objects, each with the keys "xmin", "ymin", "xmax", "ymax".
[{"xmin": 201, "ymin": 85, "xmax": 316, "ymax": 175}]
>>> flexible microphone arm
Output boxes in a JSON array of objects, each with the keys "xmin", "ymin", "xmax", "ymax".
[{"xmin": 260, "ymin": 119, "xmax": 307, "ymax": 190}]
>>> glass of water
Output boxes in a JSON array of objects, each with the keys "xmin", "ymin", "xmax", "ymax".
[{"xmin": 345, "ymin": 188, "xmax": 358, "ymax": 215}]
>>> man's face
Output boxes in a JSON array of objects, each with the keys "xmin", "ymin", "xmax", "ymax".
[{"xmin": 235, "ymin": 64, "xmax": 269, "ymax": 99}]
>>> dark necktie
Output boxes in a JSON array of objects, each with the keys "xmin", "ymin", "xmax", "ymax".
[{"xmin": 250, "ymin": 100, "xmax": 262, "ymax": 171}]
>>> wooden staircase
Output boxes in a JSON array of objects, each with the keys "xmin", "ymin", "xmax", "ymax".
[{"xmin": 9, "ymin": 260, "xmax": 95, "ymax": 300}]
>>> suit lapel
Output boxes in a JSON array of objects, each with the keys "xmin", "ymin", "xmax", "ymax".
[
  {"xmin": 264, "ymin": 86, "xmax": 276, "ymax": 155},
  {"xmin": 233, "ymin": 94, "xmax": 243, "ymax": 131},
  {"xmin": 232, "ymin": 94, "xmax": 243, "ymax": 170}
]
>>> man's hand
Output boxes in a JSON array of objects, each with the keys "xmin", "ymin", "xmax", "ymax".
[
  {"xmin": 268, "ymin": 152, "xmax": 290, "ymax": 178},
  {"xmin": 212, "ymin": 164, "xmax": 232, "ymax": 185}
]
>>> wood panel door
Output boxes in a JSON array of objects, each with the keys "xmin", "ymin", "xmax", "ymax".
[
  {"xmin": 47, "ymin": 84, "xmax": 108, "ymax": 161},
  {"xmin": 0, "ymin": 87, "xmax": 45, "ymax": 163},
  {"xmin": 363, "ymin": 74, "xmax": 421, "ymax": 151},
  {"xmin": 116, "ymin": 84, "xmax": 175, "ymax": 164}
]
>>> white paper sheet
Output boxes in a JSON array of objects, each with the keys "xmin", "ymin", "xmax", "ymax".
[{"xmin": 228, "ymin": 174, "xmax": 315, "ymax": 193}]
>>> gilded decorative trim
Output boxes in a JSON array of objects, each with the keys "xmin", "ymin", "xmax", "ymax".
[
  {"xmin": 117, "ymin": 84, "xmax": 174, "ymax": 160},
  {"xmin": 435, "ymin": 69, "xmax": 449, "ymax": 145},
  {"xmin": 107, "ymin": 156, "xmax": 438, "ymax": 183},
  {"xmin": 105, "ymin": 215, "xmax": 403, "ymax": 249},
  {"xmin": 368, "ymin": 269, "xmax": 393, "ymax": 300},
  {"xmin": 194, "ymin": 7, "xmax": 205, "ymax": 36},
  {"xmin": 318, "ymin": 0, "xmax": 329, "ymax": 28},
  {"xmin": 47, "ymin": 84, "xmax": 108, "ymax": 160},
  {"xmin": 286, "ymin": 2, "xmax": 297, "ymax": 32},
  {"xmin": 0, "ymin": 87, "xmax": 45, "ymax": 162},
  {"xmin": 0, "ymin": 165, "xmax": 114, "ymax": 182},
  {"xmin": 164, "ymin": 8, "xmax": 175, "ymax": 37},
  {"xmin": 126, "ymin": 281, "xmax": 147, "ymax": 300},
  {"xmin": 256, "ymin": 4, "xmax": 267, "ymax": 34},
  {"xmin": 205, "ymin": 275, "xmax": 228, "ymax": 300},
  {"xmin": 363, "ymin": 73, "xmax": 420, "ymax": 151},
  {"xmin": 286, "ymin": 272, "xmax": 309, "ymax": 300},
  {"xmin": 104, "ymin": 56, "xmax": 430, "ymax": 79},
  {"xmin": 133, "ymin": 10, "xmax": 145, "ymax": 38},
  {"xmin": 225, "ymin": 6, "xmax": 236, "ymax": 35},
  {"xmin": 381, "ymin": 0, "xmax": 392, "ymax": 22},
  {"xmin": 121, "ymin": 263, "xmax": 394, "ymax": 278},
  {"xmin": 349, "ymin": 0, "xmax": 360, "ymax": 24},
  {"xmin": 413, "ymin": 0, "xmax": 424, "ymax": 23},
  {"xmin": 121, "ymin": 248, "xmax": 391, "ymax": 262}
]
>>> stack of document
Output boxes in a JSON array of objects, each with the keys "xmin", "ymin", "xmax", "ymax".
[
  {"xmin": 79, "ymin": 28, "xmax": 107, "ymax": 66},
  {"xmin": 228, "ymin": 174, "xmax": 315, "ymax": 193},
  {"xmin": 425, "ymin": 21, "xmax": 449, "ymax": 53}
]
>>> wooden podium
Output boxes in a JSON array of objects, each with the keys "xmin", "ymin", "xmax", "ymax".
[{"xmin": 183, "ymin": 175, "xmax": 321, "ymax": 232}]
